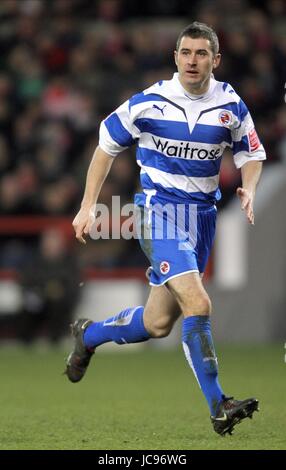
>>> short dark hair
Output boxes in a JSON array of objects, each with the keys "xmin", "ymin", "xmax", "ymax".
[{"xmin": 176, "ymin": 21, "xmax": 219, "ymax": 55}]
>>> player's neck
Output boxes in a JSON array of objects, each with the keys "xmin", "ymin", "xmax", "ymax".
[{"xmin": 179, "ymin": 76, "xmax": 211, "ymax": 97}]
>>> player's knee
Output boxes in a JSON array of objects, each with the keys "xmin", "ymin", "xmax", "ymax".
[
  {"xmin": 201, "ymin": 296, "xmax": 212, "ymax": 315},
  {"xmin": 150, "ymin": 327, "xmax": 171, "ymax": 338},
  {"xmin": 147, "ymin": 318, "xmax": 174, "ymax": 338},
  {"xmin": 196, "ymin": 296, "xmax": 212, "ymax": 315},
  {"xmin": 184, "ymin": 295, "xmax": 212, "ymax": 316}
]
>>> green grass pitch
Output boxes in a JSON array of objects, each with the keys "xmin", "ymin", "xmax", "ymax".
[{"xmin": 0, "ymin": 343, "xmax": 285, "ymax": 450}]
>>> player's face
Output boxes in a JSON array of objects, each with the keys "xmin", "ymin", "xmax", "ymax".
[{"xmin": 174, "ymin": 36, "xmax": 221, "ymax": 94}]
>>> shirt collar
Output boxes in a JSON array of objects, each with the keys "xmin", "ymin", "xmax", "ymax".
[{"xmin": 172, "ymin": 72, "xmax": 216, "ymax": 101}]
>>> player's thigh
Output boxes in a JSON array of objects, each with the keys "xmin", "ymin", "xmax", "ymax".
[
  {"xmin": 167, "ymin": 272, "xmax": 211, "ymax": 317},
  {"xmin": 143, "ymin": 285, "xmax": 181, "ymax": 332}
]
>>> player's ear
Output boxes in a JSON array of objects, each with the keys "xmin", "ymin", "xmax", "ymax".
[
  {"xmin": 213, "ymin": 53, "xmax": 221, "ymax": 69},
  {"xmin": 174, "ymin": 50, "xmax": 178, "ymax": 66}
]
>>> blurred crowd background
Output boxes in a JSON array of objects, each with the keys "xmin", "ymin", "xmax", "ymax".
[{"xmin": 0, "ymin": 0, "xmax": 285, "ymax": 342}]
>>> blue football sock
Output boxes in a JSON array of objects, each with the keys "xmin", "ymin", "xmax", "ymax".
[
  {"xmin": 182, "ymin": 316, "xmax": 224, "ymax": 416},
  {"xmin": 83, "ymin": 306, "xmax": 151, "ymax": 348}
]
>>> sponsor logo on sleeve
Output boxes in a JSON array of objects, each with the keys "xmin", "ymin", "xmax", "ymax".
[{"xmin": 248, "ymin": 128, "xmax": 260, "ymax": 152}]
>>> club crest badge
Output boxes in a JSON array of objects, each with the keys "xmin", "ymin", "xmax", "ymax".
[
  {"xmin": 160, "ymin": 261, "xmax": 170, "ymax": 275},
  {"xmin": 218, "ymin": 110, "xmax": 232, "ymax": 127}
]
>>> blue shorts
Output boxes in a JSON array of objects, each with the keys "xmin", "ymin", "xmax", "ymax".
[{"xmin": 135, "ymin": 192, "xmax": 216, "ymax": 286}]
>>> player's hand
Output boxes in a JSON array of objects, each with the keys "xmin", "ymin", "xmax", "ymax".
[
  {"xmin": 236, "ymin": 187, "xmax": 255, "ymax": 225},
  {"xmin": 72, "ymin": 205, "xmax": 95, "ymax": 244}
]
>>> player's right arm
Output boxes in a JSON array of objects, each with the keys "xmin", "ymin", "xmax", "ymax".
[
  {"xmin": 73, "ymin": 95, "xmax": 142, "ymax": 243},
  {"xmin": 73, "ymin": 146, "xmax": 114, "ymax": 244}
]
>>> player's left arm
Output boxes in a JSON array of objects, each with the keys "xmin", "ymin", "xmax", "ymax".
[
  {"xmin": 236, "ymin": 161, "xmax": 263, "ymax": 225},
  {"xmin": 231, "ymin": 97, "xmax": 266, "ymax": 225}
]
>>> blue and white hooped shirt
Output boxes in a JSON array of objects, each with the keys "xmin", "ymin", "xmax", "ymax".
[{"xmin": 99, "ymin": 73, "xmax": 266, "ymax": 206}]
